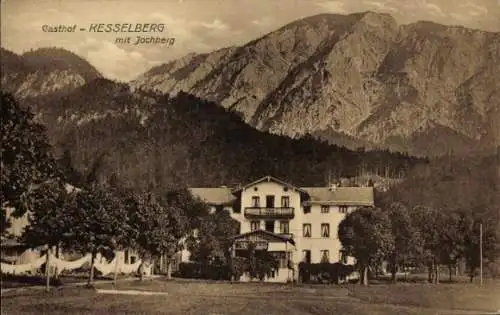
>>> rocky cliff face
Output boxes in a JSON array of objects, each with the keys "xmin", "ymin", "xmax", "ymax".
[
  {"xmin": 132, "ymin": 12, "xmax": 499, "ymax": 156},
  {"xmin": 1, "ymin": 47, "xmax": 102, "ymax": 99}
]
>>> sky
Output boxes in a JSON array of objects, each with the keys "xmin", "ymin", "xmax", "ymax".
[{"xmin": 1, "ymin": 0, "xmax": 499, "ymax": 81}]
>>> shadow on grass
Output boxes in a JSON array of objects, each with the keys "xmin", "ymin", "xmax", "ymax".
[{"xmin": 0, "ymin": 273, "xmax": 116, "ymax": 289}]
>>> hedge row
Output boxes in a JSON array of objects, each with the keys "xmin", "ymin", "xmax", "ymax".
[
  {"xmin": 172, "ymin": 262, "xmax": 231, "ymax": 280},
  {"xmin": 298, "ymin": 262, "xmax": 355, "ymax": 284}
]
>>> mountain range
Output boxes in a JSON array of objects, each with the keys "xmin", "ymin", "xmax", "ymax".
[
  {"xmin": 1, "ymin": 46, "xmax": 423, "ymax": 189},
  {"xmin": 131, "ymin": 11, "xmax": 500, "ymax": 157},
  {"xmin": 2, "ymin": 11, "xmax": 499, "ymax": 158}
]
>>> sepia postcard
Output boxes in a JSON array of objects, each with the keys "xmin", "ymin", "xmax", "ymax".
[{"xmin": 1, "ymin": 0, "xmax": 499, "ymax": 314}]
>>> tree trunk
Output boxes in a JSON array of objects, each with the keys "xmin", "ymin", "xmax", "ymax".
[
  {"xmin": 361, "ymin": 265, "xmax": 368, "ymax": 285},
  {"xmin": 469, "ymin": 267, "xmax": 475, "ymax": 283},
  {"xmin": 448, "ymin": 264, "xmax": 453, "ymax": 282},
  {"xmin": 428, "ymin": 262, "xmax": 434, "ymax": 283},
  {"xmin": 88, "ymin": 250, "xmax": 96, "ymax": 286},
  {"xmin": 45, "ymin": 247, "xmax": 51, "ymax": 292},
  {"xmin": 166, "ymin": 259, "xmax": 172, "ymax": 279},
  {"xmin": 150, "ymin": 259, "xmax": 155, "ymax": 280},
  {"xmin": 434, "ymin": 262, "xmax": 440, "ymax": 284},
  {"xmin": 113, "ymin": 251, "xmax": 119, "ymax": 284},
  {"xmin": 391, "ymin": 256, "xmax": 397, "ymax": 284},
  {"xmin": 54, "ymin": 244, "xmax": 60, "ymax": 280}
]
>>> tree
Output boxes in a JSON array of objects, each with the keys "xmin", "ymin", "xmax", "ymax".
[
  {"xmin": 385, "ymin": 202, "xmax": 424, "ymax": 283},
  {"xmin": 126, "ymin": 191, "xmax": 188, "ymax": 278},
  {"xmin": 438, "ymin": 211, "xmax": 467, "ymax": 282},
  {"xmin": 338, "ymin": 207, "xmax": 395, "ymax": 285},
  {"xmin": 155, "ymin": 190, "xmax": 192, "ymax": 278},
  {"xmin": 186, "ymin": 208, "xmax": 240, "ymax": 277},
  {"xmin": 411, "ymin": 206, "xmax": 447, "ymax": 284},
  {"xmin": 240, "ymin": 242, "xmax": 279, "ymax": 281},
  {"xmin": 163, "ymin": 188, "xmax": 209, "ymax": 230},
  {"xmin": 1, "ymin": 92, "xmax": 58, "ymax": 235},
  {"xmin": 22, "ymin": 180, "xmax": 75, "ymax": 248},
  {"xmin": 462, "ymin": 213, "xmax": 500, "ymax": 282},
  {"xmin": 65, "ymin": 184, "xmax": 130, "ymax": 285}
]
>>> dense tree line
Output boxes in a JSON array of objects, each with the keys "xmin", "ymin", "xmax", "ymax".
[
  {"xmin": 40, "ymin": 88, "xmax": 425, "ymax": 191},
  {"xmin": 0, "ymin": 91, "xmax": 222, "ymax": 285},
  {"xmin": 340, "ymin": 151, "xmax": 500, "ymax": 285},
  {"xmin": 1, "ymin": 92, "xmax": 59, "ymax": 234}
]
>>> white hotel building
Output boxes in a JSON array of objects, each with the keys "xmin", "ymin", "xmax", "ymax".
[{"xmin": 188, "ymin": 176, "xmax": 374, "ymax": 283}]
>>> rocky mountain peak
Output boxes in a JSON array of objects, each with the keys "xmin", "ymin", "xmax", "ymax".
[
  {"xmin": 132, "ymin": 12, "xmax": 498, "ymax": 156},
  {"xmin": 1, "ymin": 47, "xmax": 102, "ymax": 99}
]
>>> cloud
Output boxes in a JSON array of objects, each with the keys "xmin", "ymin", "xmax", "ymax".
[
  {"xmin": 83, "ymin": 40, "xmax": 148, "ymax": 81},
  {"xmin": 449, "ymin": 12, "xmax": 471, "ymax": 22},
  {"xmin": 251, "ymin": 17, "xmax": 273, "ymax": 27},
  {"xmin": 363, "ymin": 0, "xmax": 399, "ymax": 13},
  {"xmin": 460, "ymin": 2, "xmax": 488, "ymax": 16},
  {"xmin": 421, "ymin": 0, "xmax": 446, "ymax": 17},
  {"xmin": 199, "ymin": 19, "xmax": 229, "ymax": 31},
  {"xmin": 316, "ymin": 1, "xmax": 347, "ymax": 13}
]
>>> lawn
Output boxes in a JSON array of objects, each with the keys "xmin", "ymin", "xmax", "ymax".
[{"xmin": 2, "ymin": 278, "xmax": 499, "ymax": 315}]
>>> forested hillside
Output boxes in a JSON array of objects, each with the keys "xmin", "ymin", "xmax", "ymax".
[
  {"xmin": 379, "ymin": 151, "xmax": 499, "ymax": 229},
  {"xmin": 42, "ymin": 88, "xmax": 424, "ymax": 191}
]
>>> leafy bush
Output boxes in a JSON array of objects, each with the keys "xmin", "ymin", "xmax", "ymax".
[
  {"xmin": 298, "ymin": 262, "xmax": 355, "ymax": 284},
  {"xmin": 175, "ymin": 262, "xmax": 231, "ymax": 280}
]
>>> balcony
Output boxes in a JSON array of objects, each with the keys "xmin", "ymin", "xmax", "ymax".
[{"xmin": 244, "ymin": 207, "xmax": 294, "ymax": 219}]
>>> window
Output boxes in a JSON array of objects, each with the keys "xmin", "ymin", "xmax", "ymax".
[
  {"xmin": 303, "ymin": 224, "xmax": 311, "ymax": 238},
  {"xmin": 251, "ymin": 196, "xmax": 260, "ymax": 207},
  {"xmin": 321, "ymin": 223, "xmax": 330, "ymax": 238},
  {"xmin": 339, "ymin": 250, "xmax": 348, "ymax": 264},
  {"xmin": 321, "ymin": 205, "xmax": 329, "ymax": 213},
  {"xmin": 266, "ymin": 195, "xmax": 275, "ymax": 208},
  {"xmin": 250, "ymin": 221, "xmax": 260, "ymax": 231},
  {"xmin": 320, "ymin": 250, "xmax": 330, "ymax": 263},
  {"xmin": 339, "ymin": 206, "xmax": 348, "ymax": 214},
  {"xmin": 279, "ymin": 221, "xmax": 289, "ymax": 234},
  {"xmin": 302, "ymin": 250, "xmax": 311, "ymax": 263},
  {"xmin": 273, "ymin": 252, "xmax": 289, "ymax": 269},
  {"xmin": 265, "ymin": 220, "xmax": 275, "ymax": 233},
  {"xmin": 281, "ymin": 196, "xmax": 290, "ymax": 207}
]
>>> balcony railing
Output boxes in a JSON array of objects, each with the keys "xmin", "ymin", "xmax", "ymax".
[{"xmin": 244, "ymin": 207, "xmax": 294, "ymax": 219}]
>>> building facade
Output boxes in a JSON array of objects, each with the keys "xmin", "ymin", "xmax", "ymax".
[{"xmin": 189, "ymin": 176, "xmax": 374, "ymax": 282}]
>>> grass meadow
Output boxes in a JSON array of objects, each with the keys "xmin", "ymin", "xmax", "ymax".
[{"xmin": 2, "ymin": 277, "xmax": 499, "ymax": 315}]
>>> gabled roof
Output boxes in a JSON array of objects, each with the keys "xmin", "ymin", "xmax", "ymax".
[
  {"xmin": 189, "ymin": 187, "xmax": 236, "ymax": 205},
  {"xmin": 231, "ymin": 176, "xmax": 308, "ymax": 194},
  {"xmin": 230, "ymin": 229, "xmax": 295, "ymax": 246},
  {"xmin": 301, "ymin": 187, "xmax": 374, "ymax": 206},
  {"xmin": 189, "ymin": 176, "xmax": 374, "ymax": 206}
]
